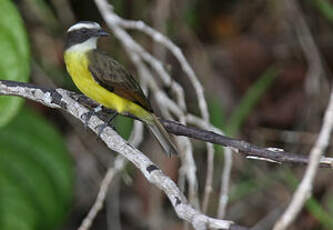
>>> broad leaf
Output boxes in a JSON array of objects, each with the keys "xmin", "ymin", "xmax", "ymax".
[
  {"xmin": 0, "ymin": 107, "xmax": 73, "ymax": 230},
  {"xmin": 0, "ymin": 0, "xmax": 30, "ymax": 127}
]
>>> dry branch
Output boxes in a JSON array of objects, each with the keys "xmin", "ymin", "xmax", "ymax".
[
  {"xmin": 0, "ymin": 79, "xmax": 248, "ymax": 230},
  {"xmin": 1, "ymin": 80, "xmax": 333, "ymax": 169}
]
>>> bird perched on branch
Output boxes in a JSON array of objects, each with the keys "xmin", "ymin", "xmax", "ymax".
[{"xmin": 64, "ymin": 21, "xmax": 178, "ymax": 156}]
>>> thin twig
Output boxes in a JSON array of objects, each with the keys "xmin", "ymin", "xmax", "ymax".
[
  {"xmin": 217, "ymin": 148, "xmax": 233, "ymax": 219},
  {"xmin": 78, "ymin": 156, "xmax": 126, "ymax": 230},
  {"xmin": 186, "ymin": 114, "xmax": 233, "ymax": 215},
  {"xmin": 186, "ymin": 114, "xmax": 216, "ymax": 213},
  {"xmin": 273, "ymin": 88, "xmax": 333, "ymax": 229},
  {"xmin": 112, "ymin": 8, "xmax": 210, "ymax": 121},
  {"xmin": 273, "ymin": 0, "xmax": 333, "ymax": 227},
  {"xmin": 202, "ymin": 142, "xmax": 214, "ymax": 213}
]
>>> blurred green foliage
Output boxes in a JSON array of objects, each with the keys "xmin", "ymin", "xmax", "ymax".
[
  {"xmin": 115, "ymin": 116, "xmax": 134, "ymax": 140},
  {"xmin": 283, "ymin": 169, "xmax": 333, "ymax": 229},
  {"xmin": 0, "ymin": 0, "xmax": 30, "ymax": 127},
  {"xmin": 184, "ymin": 0, "xmax": 200, "ymax": 30},
  {"xmin": 209, "ymin": 65, "xmax": 278, "ymax": 156},
  {"xmin": 310, "ymin": 0, "xmax": 333, "ymax": 23},
  {"xmin": 208, "ymin": 98, "xmax": 225, "ymax": 131},
  {"xmin": 226, "ymin": 66, "xmax": 278, "ymax": 136},
  {"xmin": 112, "ymin": 0, "xmax": 125, "ymax": 16},
  {"xmin": 209, "ymin": 66, "xmax": 278, "ymax": 136},
  {"xmin": 0, "ymin": 107, "xmax": 73, "ymax": 230}
]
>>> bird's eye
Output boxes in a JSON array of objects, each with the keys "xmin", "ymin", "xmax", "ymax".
[{"xmin": 81, "ymin": 29, "xmax": 88, "ymax": 33}]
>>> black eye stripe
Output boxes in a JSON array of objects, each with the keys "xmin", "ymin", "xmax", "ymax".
[{"xmin": 65, "ymin": 28, "xmax": 100, "ymax": 49}]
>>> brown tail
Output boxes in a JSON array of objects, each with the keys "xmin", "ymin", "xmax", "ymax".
[{"xmin": 146, "ymin": 114, "xmax": 178, "ymax": 157}]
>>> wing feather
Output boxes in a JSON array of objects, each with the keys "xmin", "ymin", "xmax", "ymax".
[{"xmin": 88, "ymin": 50, "xmax": 153, "ymax": 112}]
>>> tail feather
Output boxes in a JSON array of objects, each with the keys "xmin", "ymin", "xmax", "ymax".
[{"xmin": 146, "ymin": 114, "xmax": 178, "ymax": 157}]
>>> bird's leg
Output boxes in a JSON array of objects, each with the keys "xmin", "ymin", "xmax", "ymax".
[
  {"xmin": 81, "ymin": 105, "xmax": 103, "ymax": 129},
  {"xmin": 95, "ymin": 111, "xmax": 118, "ymax": 137}
]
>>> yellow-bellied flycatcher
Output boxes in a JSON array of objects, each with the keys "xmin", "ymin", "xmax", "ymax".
[{"xmin": 64, "ymin": 21, "xmax": 178, "ymax": 156}]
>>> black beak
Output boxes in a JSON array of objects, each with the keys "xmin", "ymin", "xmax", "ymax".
[{"xmin": 97, "ymin": 29, "xmax": 109, "ymax": 37}]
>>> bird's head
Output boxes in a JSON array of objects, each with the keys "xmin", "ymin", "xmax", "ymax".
[{"xmin": 65, "ymin": 21, "xmax": 109, "ymax": 51}]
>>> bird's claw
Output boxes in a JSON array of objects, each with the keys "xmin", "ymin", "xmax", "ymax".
[{"xmin": 95, "ymin": 112, "xmax": 118, "ymax": 139}]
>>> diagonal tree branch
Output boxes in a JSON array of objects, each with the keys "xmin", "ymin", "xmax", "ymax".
[
  {"xmin": 1, "ymin": 80, "xmax": 333, "ymax": 169},
  {"xmin": 0, "ymin": 79, "xmax": 239, "ymax": 230}
]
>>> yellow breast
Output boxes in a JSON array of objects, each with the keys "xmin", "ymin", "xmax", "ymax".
[{"xmin": 64, "ymin": 50, "xmax": 144, "ymax": 116}]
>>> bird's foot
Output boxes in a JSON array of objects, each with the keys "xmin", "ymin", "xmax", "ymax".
[{"xmin": 95, "ymin": 112, "xmax": 118, "ymax": 138}]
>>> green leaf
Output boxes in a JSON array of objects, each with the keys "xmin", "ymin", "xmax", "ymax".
[
  {"xmin": 310, "ymin": 0, "xmax": 333, "ymax": 23},
  {"xmin": 282, "ymin": 169, "xmax": 333, "ymax": 229},
  {"xmin": 112, "ymin": 0, "xmax": 125, "ymax": 16},
  {"xmin": 226, "ymin": 66, "xmax": 278, "ymax": 136},
  {"xmin": 306, "ymin": 198, "xmax": 333, "ymax": 229},
  {"xmin": 0, "ymin": 168, "xmax": 38, "ymax": 230},
  {"xmin": 0, "ymin": 107, "xmax": 73, "ymax": 230},
  {"xmin": 0, "ymin": 0, "xmax": 30, "ymax": 127},
  {"xmin": 115, "ymin": 116, "xmax": 134, "ymax": 140},
  {"xmin": 208, "ymin": 98, "xmax": 226, "ymax": 153},
  {"xmin": 208, "ymin": 98, "xmax": 225, "ymax": 130}
]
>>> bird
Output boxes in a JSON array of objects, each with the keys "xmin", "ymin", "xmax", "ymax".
[{"xmin": 64, "ymin": 21, "xmax": 178, "ymax": 156}]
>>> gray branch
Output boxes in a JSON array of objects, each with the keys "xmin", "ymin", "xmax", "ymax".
[
  {"xmin": 0, "ymin": 79, "xmax": 240, "ymax": 230},
  {"xmin": 1, "ymin": 80, "xmax": 333, "ymax": 169}
]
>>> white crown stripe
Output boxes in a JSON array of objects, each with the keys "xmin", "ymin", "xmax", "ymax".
[{"xmin": 67, "ymin": 22, "xmax": 101, "ymax": 32}]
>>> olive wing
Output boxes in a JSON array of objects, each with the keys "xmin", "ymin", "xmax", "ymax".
[{"xmin": 88, "ymin": 50, "xmax": 153, "ymax": 113}]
